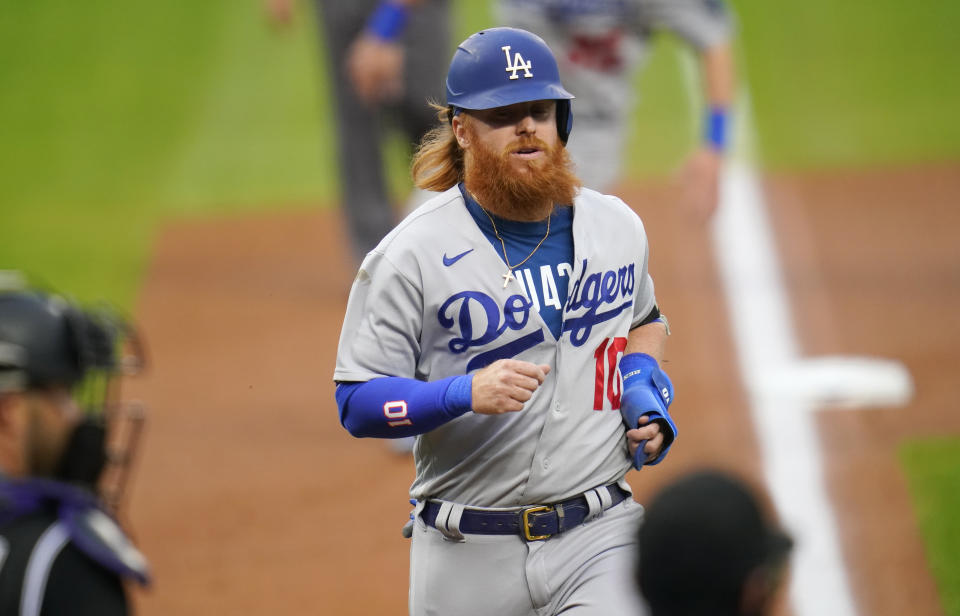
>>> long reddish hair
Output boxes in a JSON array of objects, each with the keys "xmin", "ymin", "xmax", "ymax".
[{"xmin": 411, "ymin": 104, "xmax": 464, "ymax": 192}]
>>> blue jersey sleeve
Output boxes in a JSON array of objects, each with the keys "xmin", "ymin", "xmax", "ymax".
[{"xmin": 335, "ymin": 375, "xmax": 474, "ymax": 438}]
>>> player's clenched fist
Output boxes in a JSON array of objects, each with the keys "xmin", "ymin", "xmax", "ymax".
[{"xmin": 471, "ymin": 360, "xmax": 551, "ymax": 415}]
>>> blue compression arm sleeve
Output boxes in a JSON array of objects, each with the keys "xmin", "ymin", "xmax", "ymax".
[{"xmin": 336, "ymin": 375, "xmax": 473, "ymax": 438}]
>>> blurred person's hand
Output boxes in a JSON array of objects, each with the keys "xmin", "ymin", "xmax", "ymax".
[
  {"xmin": 677, "ymin": 146, "xmax": 722, "ymax": 222},
  {"xmin": 265, "ymin": 0, "xmax": 294, "ymax": 27},
  {"xmin": 347, "ymin": 34, "xmax": 405, "ymax": 105}
]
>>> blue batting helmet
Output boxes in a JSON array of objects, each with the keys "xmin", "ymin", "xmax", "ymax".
[{"xmin": 445, "ymin": 27, "xmax": 575, "ymax": 143}]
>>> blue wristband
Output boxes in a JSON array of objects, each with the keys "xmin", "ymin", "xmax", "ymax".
[
  {"xmin": 366, "ymin": 1, "xmax": 408, "ymax": 42},
  {"xmin": 705, "ymin": 106, "xmax": 729, "ymax": 151},
  {"xmin": 444, "ymin": 374, "xmax": 473, "ymax": 413}
]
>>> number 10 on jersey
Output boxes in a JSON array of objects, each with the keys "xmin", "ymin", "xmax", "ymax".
[{"xmin": 593, "ymin": 337, "xmax": 627, "ymax": 410}]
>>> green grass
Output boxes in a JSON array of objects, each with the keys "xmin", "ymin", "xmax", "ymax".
[
  {"xmin": 0, "ymin": 1, "xmax": 332, "ymax": 212},
  {"xmin": 734, "ymin": 0, "xmax": 960, "ymax": 169},
  {"xmin": 900, "ymin": 438, "xmax": 960, "ymax": 616}
]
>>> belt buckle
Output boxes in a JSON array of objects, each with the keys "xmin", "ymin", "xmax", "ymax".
[{"xmin": 521, "ymin": 505, "xmax": 554, "ymax": 541}]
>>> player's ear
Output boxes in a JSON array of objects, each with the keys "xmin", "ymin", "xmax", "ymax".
[{"xmin": 452, "ymin": 115, "xmax": 470, "ymax": 149}]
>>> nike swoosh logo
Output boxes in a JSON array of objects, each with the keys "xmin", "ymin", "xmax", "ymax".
[{"xmin": 443, "ymin": 248, "xmax": 474, "ymax": 267}]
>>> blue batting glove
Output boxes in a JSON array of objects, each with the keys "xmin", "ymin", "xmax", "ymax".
[{"xmin": 619, "ymin": 353, "xmax": 677, "ymax": 469}]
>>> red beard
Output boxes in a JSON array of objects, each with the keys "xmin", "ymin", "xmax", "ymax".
[{"xmin": 464, "ymin": 128, "xmax": 581, "ymax": 220}]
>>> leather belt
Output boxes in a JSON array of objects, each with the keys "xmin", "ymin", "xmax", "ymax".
[{"xmin": 421, "ymin": 484, "xmax": 630, "ymax": 541}]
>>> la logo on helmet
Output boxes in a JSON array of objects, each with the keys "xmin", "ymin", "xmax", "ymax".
[{"xmin": 501, "ymin": 45, "xmax": 533, "ymax": 80}]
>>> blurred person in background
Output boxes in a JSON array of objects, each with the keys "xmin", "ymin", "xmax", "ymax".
[
  {"xmin": 0, "ymin": 274, "xmax": 150, "ymax": 615},
  {"xmin": 266, "ymin": 0, "xmax": 452, "ymax": 264},
  {"xmin": 636, "ymin": 470, "xmax": 793, "ymax": 616},
  {"xmin": 267, "ymin": 0, "xmax": 450, "ymax": 455},
  {"xmin": 497, "ymin": 0, "xmax": 736, "ymax": 219}
]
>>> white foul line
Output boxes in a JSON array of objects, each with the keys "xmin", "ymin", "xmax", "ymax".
[{"xmin": 711, "ymin": 101, "xmax": 859, "ymax": 616}]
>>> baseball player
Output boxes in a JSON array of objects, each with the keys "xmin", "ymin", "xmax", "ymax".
[
  {"xmin": 334, "ymin": 28, "xmax": 676, "ymax": 615},
  {"xmin": 0, "ymin": 277, "xmax": 150, "ymax": 615},
  {"xmin": 497, "ymin": 0, "xmax": 736, "ymax": 219}
]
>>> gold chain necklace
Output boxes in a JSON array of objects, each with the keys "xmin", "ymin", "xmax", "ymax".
[{"xmin": 478, "ymin": 205, "xmax": 551, "ymax": 288}]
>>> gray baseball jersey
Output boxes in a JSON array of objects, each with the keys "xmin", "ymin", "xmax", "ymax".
[
  {"xmin": 497, "ymin": 0, "xmax": 733, "ymax": 190},
  {"xmin": 334, "ymin": 185, "xmax": 657, "ymax": 507}
]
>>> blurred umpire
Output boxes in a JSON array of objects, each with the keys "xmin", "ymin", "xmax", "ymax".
[
  {"xmin": 0, "ymin": 273, "xmax": 150, "ymax": 615},
  {"xmin": 265, "ymin": 0, "xmax": 451, "ymax": 265}
]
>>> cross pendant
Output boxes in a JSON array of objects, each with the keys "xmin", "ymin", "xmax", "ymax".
[{"xmin": 502, "ymin": 270, "xmax": 515, "ymax": 288}]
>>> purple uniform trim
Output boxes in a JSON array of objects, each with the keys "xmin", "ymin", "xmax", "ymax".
[{"xmin": 0, "ymin": 478, "xmax": 150, "ymax": 585}]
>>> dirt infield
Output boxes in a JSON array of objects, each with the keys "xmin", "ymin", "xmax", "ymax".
[{"xmin": 125, "ymin": 164, "xmax": 958, "ymax": 615}]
